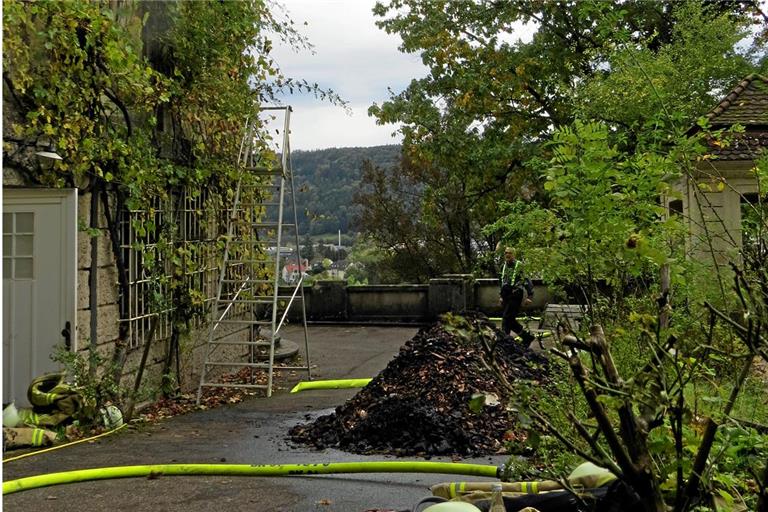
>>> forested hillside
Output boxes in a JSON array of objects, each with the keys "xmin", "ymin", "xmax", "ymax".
[{"xmin": 284, "ymin": 145, "xmax": 401, "ymax": 235}]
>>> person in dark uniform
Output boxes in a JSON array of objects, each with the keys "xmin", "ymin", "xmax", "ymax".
[{"xmin": 499, "ymin": 246, "xmax": 535, "ymax": 346}]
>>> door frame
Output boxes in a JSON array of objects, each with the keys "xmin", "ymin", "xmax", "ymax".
[{"xmin": 3, "ymin": 187, "xmax": 78, "ymax": 352}]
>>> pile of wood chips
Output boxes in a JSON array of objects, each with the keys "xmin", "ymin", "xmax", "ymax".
[{"xmin": 289, "ymin": 314, "xmax": 550, "ymax": 456}]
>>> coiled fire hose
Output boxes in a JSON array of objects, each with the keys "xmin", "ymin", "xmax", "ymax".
[{"xmin": 3, "ymin": 424, "xmax": 128, "ymax": 464}]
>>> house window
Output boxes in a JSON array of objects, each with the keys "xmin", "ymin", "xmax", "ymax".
[
  {"xmin": 3, "ymin": 212, "xmax": 34, "ymax": 279},
  {"xmin": 668, "ymin": 199, "xmax": 683, "ymax": 216}
]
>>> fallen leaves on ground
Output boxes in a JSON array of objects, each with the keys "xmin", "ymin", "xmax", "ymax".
[{"xmin": 137, "ymin": 367, "xmax": 286, "ymax": 423}]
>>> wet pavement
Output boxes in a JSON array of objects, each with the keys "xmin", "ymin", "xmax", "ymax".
[{"xmin": 3, "ymin": 325, "xmax": 507, "ymax": 511}]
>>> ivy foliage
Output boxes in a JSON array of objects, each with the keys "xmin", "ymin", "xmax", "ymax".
[
  {"xmin": 3, "ymin": 0, "xmax": 165, "ymax": 188},
  {"xmin": 3, "ymin": 0, "xmax": 342, "ymax": 402},
  {"xmin": 3, "ymin": 0, "xmax": 343, "ymax": 199}
]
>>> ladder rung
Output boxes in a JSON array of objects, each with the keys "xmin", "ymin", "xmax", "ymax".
[
  {"xmin": 200, "ymin": 382, "xmax": 269, "ymax": 389},
  {"xmin": 243, "ymin": 180, "xmax": 284, "ymax": 186},
  {"xmin": 219, "ymin": 296, "xmax": 302, "ymax": 302},
  {"xmin": 216, "ymin": 320, "xmax": 273, "ymax": 325},
  {"xmin": 235, "ymin": 197, "xmax": 294, "ymax": 207},
  {"xmin": 242, "ymin": 186, "xmax": 290, "ymax": 193},
  {"xmin": 237, "ymin": 196, "xmax": 288, "ymax": 203},
  {"xmin": 244, "ymin": 166, "xmax": 283, "ymax": 175},
  {"xmin": 212, "ymin": 330, "xmax": 251, "ymax": 342},
  {"xmin": 226, "ymin": 240, "xmax": 277, "ymax": 244},
  {"xmin": 242, "ymin": 179, "xmax": 282, "ymax": 184},
  {"xmin": 204, "ymin": 361, "xmax": 271, "ymax": 368},
  {"xmin": 216, "ymin": 300, "xmax": 275, "ymax": 305},
  {"xmin": 210, "ymin": 340, "xmax": 273, "ymax": 347},
  {"xmin": 220, "ymin": 279, "xmax": 273, "ymax": 284},
  {"xmin": 242, "ymin": 184, "xmax": 281, "ymax": 189},
  {"xmin": 252, "ymin": 222, "xmax": 295, "ymax": 228}
]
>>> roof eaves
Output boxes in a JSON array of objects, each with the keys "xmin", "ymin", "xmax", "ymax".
[
  {"xmin": 704, "ymin": 74, "xmax": 760, "ymax": 122},
  {"xmin": 687, "ymin": 74, "xmax": 768, "ymax": 136}
]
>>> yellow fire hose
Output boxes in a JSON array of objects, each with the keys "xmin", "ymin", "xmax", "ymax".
[
  {"xmin": 488, "ymin": 316, "xmax": 541, "ymax": 322},
  {"xmin": 290, "ymin": 378, "xmax": 373, "ymax": 393},
  {"xmin": 3, "ymin": 461, "xmax": 502, "ymax": 495},
  {"xmin": 431, "ymin": 463, "xmax": 617, "ymax": 499}
]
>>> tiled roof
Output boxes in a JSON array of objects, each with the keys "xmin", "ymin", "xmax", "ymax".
[
  {"xmin": 705, "ymin": 74, "xmax": 768, "ymax": 126},
  {"xmin": 706, "ymin": 131, "xmax": 768, "ymax": 161},
  {"xmin": 697, "ymin": 74, "xmax": 768, "ymax": 161}
]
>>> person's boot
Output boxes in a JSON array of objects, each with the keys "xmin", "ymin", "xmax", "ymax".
[{"xmin": 520, "ymin": 330, "xmax": 535, "ymax": 348}]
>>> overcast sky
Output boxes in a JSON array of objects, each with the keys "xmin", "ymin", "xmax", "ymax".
[{"xmin": 266, "ymin": 0, "xmax": 426, "ymax": 151}]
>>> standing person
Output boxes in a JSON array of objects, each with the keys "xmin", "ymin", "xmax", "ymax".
[{"xmin": 499, "ymin": 246, "xmax": 535, "ymax": 346}]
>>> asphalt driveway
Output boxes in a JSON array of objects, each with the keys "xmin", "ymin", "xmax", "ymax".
[{"xmin": 3, "ymin": 325, "xmax": 507, "ymax": 512}]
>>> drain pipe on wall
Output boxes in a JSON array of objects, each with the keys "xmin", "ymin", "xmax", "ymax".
[{"xmin": 88, "ymin": 182, "xmax": 99, "ymax": 381}]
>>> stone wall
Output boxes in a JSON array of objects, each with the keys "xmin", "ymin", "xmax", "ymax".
[
  {"xmin": 348, "ymin": 284, "xmax": 429, "ymax": 322},
  {"xmin": 76, "ymin": 192, "xmax": 120, "ymax": 352},
  {"xmin": 73, "ymin": 193, "xmax": 224, "ymax": 395},
  {"xmin": 280, "ymin": 276, "xmax": 550, "ymax": 324}
]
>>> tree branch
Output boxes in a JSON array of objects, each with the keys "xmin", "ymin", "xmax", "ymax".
[
  {"xmin": 679, "ymin": 354, "xmax": 754, "ymax": 510},
  {"xmin": 565, "ymin": 411, "xmax": 623, "ymax": 476},
  {"xmin": 528, "ymin": 406, "xmax": 621, "ymax": 476},
  {"xmin": 704, "ymin": 301, "xmax": 767, "ymax": 350},
  {"xmin": 569, "ymin": 351, "xmax": 640, "ymax": 480},
  {"xmin": 3, "ymin": 72, "xmax": 35, "ymax": 112}
]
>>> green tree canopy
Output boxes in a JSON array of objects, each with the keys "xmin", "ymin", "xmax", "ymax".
[{"xmin": 360, "ymin": 0, "xmax": 763, "ymax": 281}]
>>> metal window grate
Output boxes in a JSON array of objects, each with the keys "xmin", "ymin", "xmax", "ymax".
[{"xmin": 118, "ymin": 188, "xmax": 224, "ymax": 349}]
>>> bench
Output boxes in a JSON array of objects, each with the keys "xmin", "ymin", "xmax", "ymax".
[{"xmin": 540, "ymin": 304, "xmax": 585, "ymax": 332}]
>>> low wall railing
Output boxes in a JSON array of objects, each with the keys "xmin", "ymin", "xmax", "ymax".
[{"xmin": 279, "ymin": 275, "xmax": 550, "ymax": 324}]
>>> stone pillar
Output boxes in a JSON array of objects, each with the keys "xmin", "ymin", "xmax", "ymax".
[{"xmin": 428, "ymin": 274, "xmax": 475, "ymax": 318}]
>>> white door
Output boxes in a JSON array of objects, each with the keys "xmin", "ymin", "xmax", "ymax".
[{"xmin": 3, "ymin": 189, "xmax": 77, "ymax": 406}]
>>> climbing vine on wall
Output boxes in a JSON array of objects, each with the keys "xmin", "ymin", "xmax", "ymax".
[{"xmin": 3, "ymin": 0, "xmax": 342, "ymax": 402}]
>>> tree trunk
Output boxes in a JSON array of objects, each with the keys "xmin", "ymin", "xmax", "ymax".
[
  {"xmin": 757, "ymin": 461, "xmax": 768, "ymax": 512},
  {"xmin": 123, "ymin": 316, "xmax": 159, "ymax": 422},
  {"xmin": 659, "ymin": 263, "xmax": 670, "ymax": 330}
]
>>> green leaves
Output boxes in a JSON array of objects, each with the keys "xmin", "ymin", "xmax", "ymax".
[
  {"xmin": 366, "ymin": 1, "xmax": 758, "ymax": 280},
  {"xmin": 575, "ymin": 2, "xmax": 754, "ymax": 135},
  {"xmin": 488, "ymin": 119, "xmax": 681, "ymax": 290},
  {"xmin": 468, "ymin": 393, "xmax": 486, "ymax": 414}
]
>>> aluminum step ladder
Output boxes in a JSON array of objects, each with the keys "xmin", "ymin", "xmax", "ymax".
[{"xmin": 197, "ymin": 106, "xmax": 311, "ymax": 401}]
